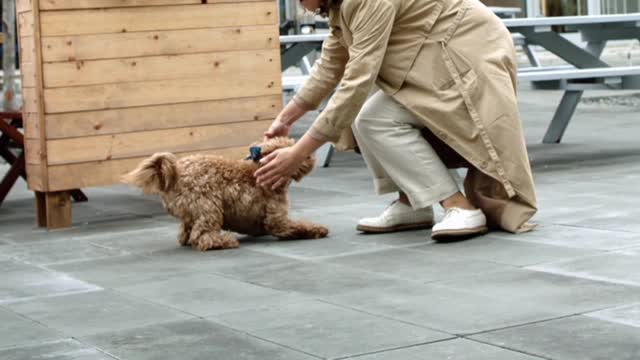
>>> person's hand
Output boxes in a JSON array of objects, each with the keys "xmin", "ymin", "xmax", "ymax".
[
  {"xmin": 254, "ymin": 147, "xmax": 305, "ymax": 190},
  {"xmin": 264, "ymin": 117, "xmax": 291, "ymax": 139},
  {"xmin": 264, "ymin": 100, "xmax": 306, "ymax": 139}
]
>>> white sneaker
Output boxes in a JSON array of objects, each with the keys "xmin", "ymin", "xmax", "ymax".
[
  {"xmin": 431, "ymin": 207, "xmax": 488, "ymax": 241},
  {"xmin": 357, "ymin": 201, "xmax": 434, "ymax": 233}
]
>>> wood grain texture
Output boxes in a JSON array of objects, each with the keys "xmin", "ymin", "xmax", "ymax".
[
  {"xmin": 42, "ymin": 25, "xmax": 278, "ymax": 62},
  {"xmin": 40, "ymin": 2, "xmax": 277, "ymax": 36},
  {"xmin": 39, "ymin": 0, "xmax": 267, "ymax": 10},
  {"xmin": 45, "ymin": 95, "xmax": 280, "ymax": 139},
  {"xmin": 46, "ymin": 120, "xmax": 271, "ymax": 165},
  {"xmin": 43, "ymin": 71, "xmax": 281, "ymax": 113},
  {"xmin": 46, "ymin": 145, "xmax": 249, "ymax": 190},
  {"xmin": 43, "ymin": 49, "xmax": 279, "ymax": 88}
]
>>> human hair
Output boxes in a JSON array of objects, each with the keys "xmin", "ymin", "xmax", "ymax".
[{"xmin": 318, "ymin": 0, "xmax": 343, "ymax": 17}]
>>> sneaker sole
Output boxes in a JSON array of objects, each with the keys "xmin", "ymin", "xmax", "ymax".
[
  {"xmin": 357, "ymin": 221, "xmax": 434, "ymax": 234},
  {"xmin": 431, "ymin": 225, "xmax": 489, "ymax": 242}
]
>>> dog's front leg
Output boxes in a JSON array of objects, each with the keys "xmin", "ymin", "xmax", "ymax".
[
  {"xmin": 264, "ymin": 209, "xmax": 329, "ymax": 240},
  {"xmin": 178, "ymin": 222, "xmax": 192, "ymax": 246},
  {"xmin": 189, "ymin": 219, "xmax": 239, "ymax": 251}
]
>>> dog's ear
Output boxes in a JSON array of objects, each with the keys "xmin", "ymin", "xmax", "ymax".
[{"xmin": 292, "ymin": 154, "xmax": 316, "ymax": 182}]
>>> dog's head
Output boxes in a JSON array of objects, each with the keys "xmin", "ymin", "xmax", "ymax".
[{"xmin": 252, "ymin": 137, "xmax": 316, "ymax": 181}]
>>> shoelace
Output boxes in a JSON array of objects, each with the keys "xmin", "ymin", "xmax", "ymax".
[
  {"xmin": 381, "ymin": 201, "xmax": 398, "ymax": 217},
  {"xmin": 442, "ymin": 207, "xmax": 462, "ymax": 222}
]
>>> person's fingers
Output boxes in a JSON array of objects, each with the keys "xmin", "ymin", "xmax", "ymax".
[
  {"xmin": 256, "ymin": 165, "xmax": 283, "ymax": 186},
  {"xmin": 272, "ymin": 177, "xmax": 288, "ymax": 190},
  {"xmin": 254, "ymin": 154, "xmax": 279, "ymax": 178},
  {"xmin": 259, "ymin": 151, "xmax": 279, "ymax": 165},
  {"xmin": 255, "ymin": 165, "xmax": 276, "ymax": 180},
  {"xmin": 261, "ymin": 173, "xmax": 280, "ymax": 189}
]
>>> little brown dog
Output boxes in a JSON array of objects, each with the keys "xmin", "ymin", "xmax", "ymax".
[{"xmin": 122, "ymin": 137, "xmax": 329, "ymax": 251}]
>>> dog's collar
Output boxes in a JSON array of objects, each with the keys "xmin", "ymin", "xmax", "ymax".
[{"xmin": 245, "ymin": 146, "xmax": 262, "ymax": 162}]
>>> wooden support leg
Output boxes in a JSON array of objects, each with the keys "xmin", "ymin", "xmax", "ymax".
[
  {"xmin": 35, "ymin": 191, "xmax": 47, "ymax": 227},
  {"xmin": 35, "ymin": 191, "xmax": 72, "ymax": 229}
]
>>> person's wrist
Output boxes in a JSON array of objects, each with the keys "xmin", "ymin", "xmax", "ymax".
[
  {"xmin": 292, "ymin": 140, "xmax": 314, "ymax": 159},
  {"xmin": 276, "ymin": 114, "xmax": 293, "ymax": 127}
]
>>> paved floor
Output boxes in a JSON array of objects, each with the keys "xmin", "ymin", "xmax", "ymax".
[{"xmin": 1, "ymin": 88, "xmax": 640, "ymax": 360}]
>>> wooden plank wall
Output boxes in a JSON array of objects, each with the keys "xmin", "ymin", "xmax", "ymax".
[
  {"xmin": 25, "ymin": 0, "xmax": 282, "ymax": 191},
  {"xmin": 17, "ymin": 0, "xmax": 47, "ymax": 191}
]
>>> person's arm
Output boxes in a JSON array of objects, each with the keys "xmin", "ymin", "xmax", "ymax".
[
  {"xmin": 257, "ymin": 0, "xmax": 395, "ymax": 189},
  {"xmin": 293, "ymin": 30, "xmax": 350, "ymax": 112},
  {"xmin": 264, "ymin": 30, "xmax": 349, "ymax": 139},
  {"xmin": 263, "ymin": 99, "xmax": 307, "ymax": 139},
  {"xmin": 309, "ymin": 0, "xmax": 395, "ymax": 142}
]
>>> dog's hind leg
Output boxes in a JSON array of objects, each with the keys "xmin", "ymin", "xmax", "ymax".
[
  {"xmin": 189, "ymin": 219, "xmax": 239, "ymax": 251},
  {"xmin": 264, "ymin": 210, "xmax": 329, "ymax": 240}
]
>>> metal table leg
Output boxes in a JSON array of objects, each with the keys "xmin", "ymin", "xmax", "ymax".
[
  {"xmin": 521, "ymin": 30, "xmax": 608, "ymax": 143},
  {"xmin": 543, "ymin": 90, "xmax": 584, "ymax": 144}
]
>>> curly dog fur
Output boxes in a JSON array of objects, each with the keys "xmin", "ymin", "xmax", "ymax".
[{"xmin": 122, "ymin": 137, "xmax": 329, "ymax": 251}]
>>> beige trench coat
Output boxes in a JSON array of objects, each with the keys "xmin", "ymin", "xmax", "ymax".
[{"xmin": 293, "ymin": 0, "xmax": 538, "ymax": 232}]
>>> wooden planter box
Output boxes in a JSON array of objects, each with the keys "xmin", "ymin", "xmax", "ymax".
[{"xmin": 16, "ymin": 0, "xmax": 282, "ymax": 228}]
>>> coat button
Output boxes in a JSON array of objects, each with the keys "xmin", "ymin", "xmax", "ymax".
[{"xmin": 481, "ymin": 161, "xmax": 488, "ymax": 168}]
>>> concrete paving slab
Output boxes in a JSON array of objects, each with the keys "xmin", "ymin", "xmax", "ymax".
[
  {"xmin": 471, "ymin": 315, "xmax": 640, "ymax": 360},
  {"xmin": 7, "ymin": 290, "xmax": 193, "ymax": 337},
  {"xmin": 343, "ymin": 338, "xmax": 544, "ymax": 359},
  {"xmin": 0, "ymin": 339, "xmax": 115, "ymax": 360},
  {"xmin": 147, "ymin": 247, "xmax": 300, "ymax": 276},
  {"xmin": 83, "ymin": 319, "xmax": 319, "ymax": 360},
  {"xmin": 323, "ymin": 247, "xmax": 512, "ymax": 283},
  {"xmin": 47, "ymin": 254, "xmax": 195, "ymax": 288},
  {"xmin": 1, "ymin": 241, "xmax": 128, "ymax": 266},
  {"xmin": 2, "ymin": 216, "xmax": 170, "ymax": 244},
  {"xmin": 84, "ymin": 225, "xmax": 182, "ymax": 255},
  {"xmin": 211, "ymin": 260, "xmax": 401, "ymax": 297},
  {"xmin": 322, "ymin": 281, "xmax": 561, "ymax": 334},
  {"xmin": 529, "ymin": 251, "xmax": 640, "ymax": 286},
  {"xmin": 436, "ymin": 268, "xmax": 640, "ymax": 315},
  {"xmin": 245, "ymin": 233, "xmax": 393, "ymax": 260},
  {"xmin": 0, "ymin": 307, "xmax": 62, "ymax": 349},
  {"xmin": 116, "ymin": 272, "xmax": 306, "ymax": 317},
  {"xmin": 586, "ymin": 303, "xmax": 640, "ymax": 328},
  {"xmin": 487, "ymin": 224, "xmax": 640, "ymax": 250},
  {"xmin": 0, "ymin": 259, "xmax": 100, "ymax": 304},
  {"xmin": 410, "ymin": 235, "xmax": 601, "ymax": 267},
  {"xmin": 211, "ymin": 299, "xmax": 450, "ymax": 359}
]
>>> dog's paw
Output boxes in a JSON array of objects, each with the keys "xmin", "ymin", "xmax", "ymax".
[
  {"xmin": 311, "ymin": 225, "xmax": 329, "ymax": 239},
  {"xmin": 178, "ymin": 223, "xmax": 192, "ymax": 246},
  {"xmin": 178, "ymin": 232, "xmax": 190, "ymax": 247},
  {"xmin": 193, "ymin": 232, "xmax": 239, "ymax": 251}
]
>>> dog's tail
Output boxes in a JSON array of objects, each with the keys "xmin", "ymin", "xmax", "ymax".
[{"xmin": 121, "ymin": 152, "xmax": 178, "ymax": 194}]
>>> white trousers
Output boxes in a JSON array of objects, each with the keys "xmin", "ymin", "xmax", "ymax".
[{"xmin": 351, "ymin": 90, "xmax": 460, "ymax": 209}]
